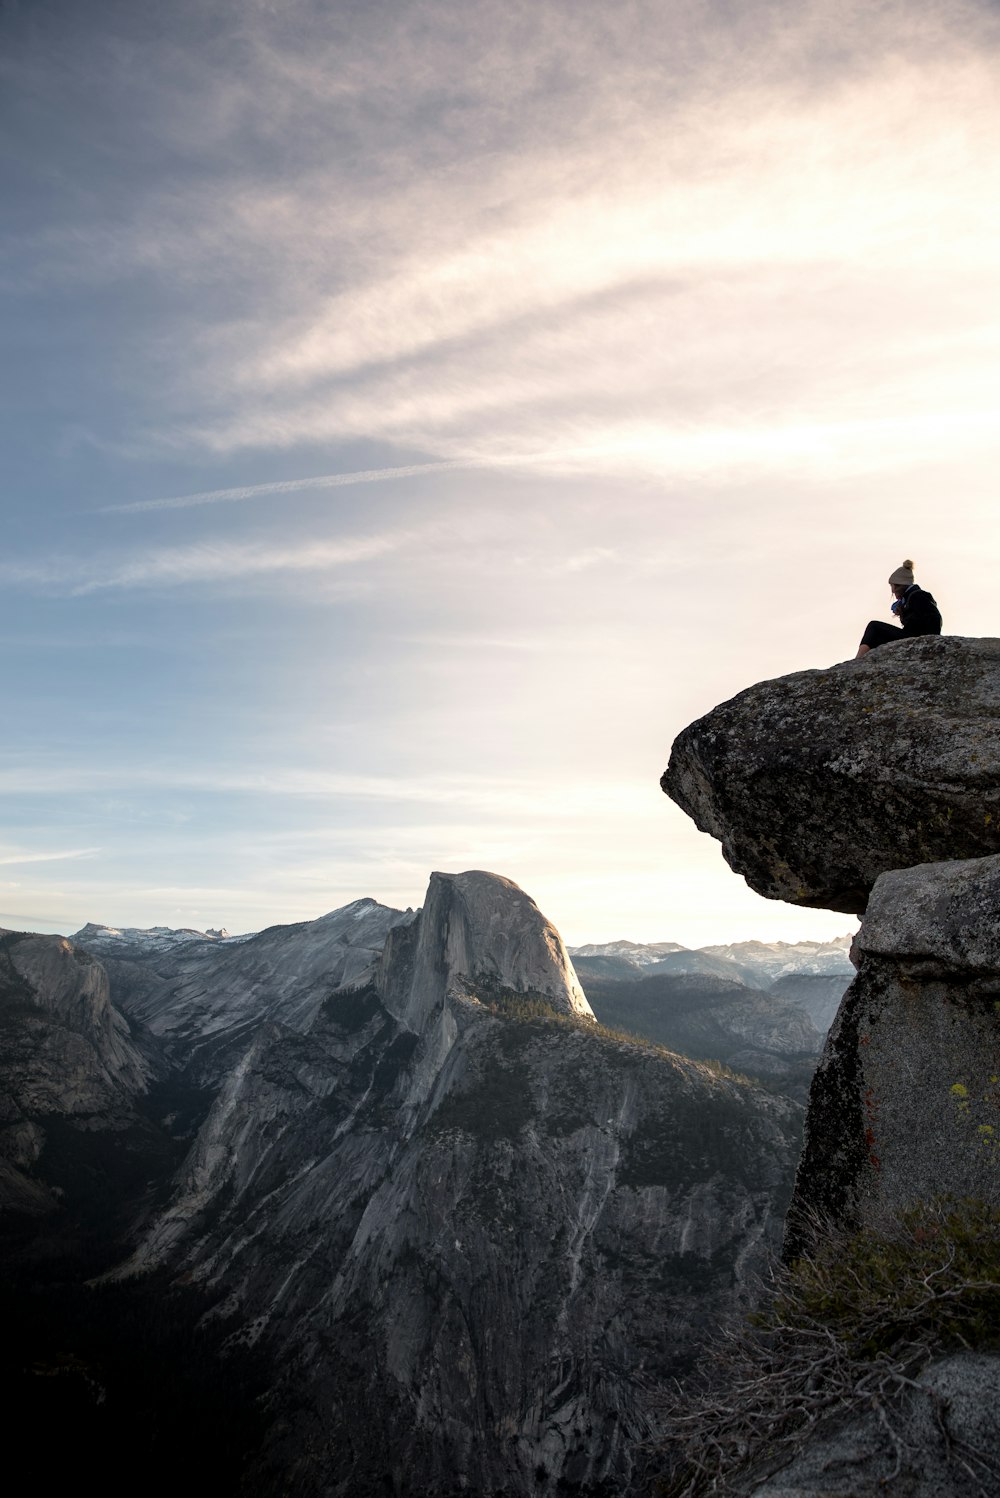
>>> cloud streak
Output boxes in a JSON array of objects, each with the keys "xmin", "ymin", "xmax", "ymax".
[
  {"xmin": 0, "ymin": 762, "xmax": 652, "ymax": 820},
  {"xmin": 0, "ymin": 531, "xmax": 406, "ymax": 595},
  {"xmin": 12, "ymin": 0, "xmax": 1000, "ymax": 495},
  {"xmin": 162, "ymin": 42, "xmax": 1000, "ymax": 490},
  {"xmin": 100, "ymin": 459, "xmax": 503, "ymax": 514},
  {"xmin": 0, "ymin": 847, "xmax": 102, "ymax": 867}
]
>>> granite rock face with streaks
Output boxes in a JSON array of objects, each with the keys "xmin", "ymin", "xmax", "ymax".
[
  {"xmin": 785, "ymin": 853, "xmax": 1000, "ymax": 1256},
  {"xmin": 112, "ymin": 870, "xmax": 799, "ymax": 1496},
  {"xmin": 73, "ymin": 897, "xmax": 416, "ymax": 1084},
  {"xmin": 0, "ymin": 928, "xmax": 153, "ymax": 1216},
  {"xmin": 375, "ymin": 869, "xmax": 594, "ymax": 1031},
  {"xmin": 662, "ymin": 636, "xmax": 1000, "ymax": 914},
  {"xmin": 0, "ymin": 870, "xmax": 804, "ymax": 1496}
]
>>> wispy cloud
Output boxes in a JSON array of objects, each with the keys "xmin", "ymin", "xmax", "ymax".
[
  {"xmin": 11, "ymin": 0, "xmax": 1000, "ymax": 491},
  {"xmin": 179, "ymin": 99, "xmax": 1000, "ymax": 482},
  {"xmin": 0, "ymin": 847, "xmax": 102, "ymax": 867},
  {"xmin": 0, "ymin": 531, "xmax": 405, "ymax": 595},
  {"xmin": 0, "ymin": 762, "xmax": 652, "ymax": 820},
  {"xmin": 0, "ymin": 910, "xmax": 78, "ymax": 931}
]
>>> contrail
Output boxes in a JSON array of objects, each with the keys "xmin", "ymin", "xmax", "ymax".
[{"xmin": 99, "ymin": 459, "xmax": 499, "ymax": 514}]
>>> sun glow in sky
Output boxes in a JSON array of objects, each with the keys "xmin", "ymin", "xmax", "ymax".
[{"xmin": 3, "ymin": 0, "xmax": 999, "ymax": 946}]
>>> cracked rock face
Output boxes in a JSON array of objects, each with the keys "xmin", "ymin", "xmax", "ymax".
[
  {"xmin": 111, "ymin": 870, "xmax": 799, "ymax": 1497},
  {"xmin": 0, "ymin": 929, "xmax": 153, "ymax": 1217},
  {"xmin": 376, "ymin": 869, "xmax": 594, "ymax": 1031},
  {"xmin": 784, "ymin": 854, "xmax": 1000, "ymax": 1257},
  {"xmin": 663, "ymin": 643, "xmax": 1000, "ymax": 1488},
  {"xmin": 74, "ymin": 897, "xmax": 416, "ymax": 1085},
  {"xmin": 125, "ymin": 1000, "xmax": 799, "ymax": 1496},
  {"xmin": 662, "ymin": 636, "xmax": 1000, "ymax": 915},
  {"xmin": 2, "ymin": 872, "xmax": 804, "ymax": 1496}
]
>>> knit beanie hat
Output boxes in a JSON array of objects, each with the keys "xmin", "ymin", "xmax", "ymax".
[{"xmin": 888, "ymin": 559, "xmax": 915, "ymax": 587}]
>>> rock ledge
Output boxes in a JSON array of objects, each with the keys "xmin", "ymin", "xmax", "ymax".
[{"xmin": 663, "ymin": 636, "xmax": 1000, "ymax": 914}]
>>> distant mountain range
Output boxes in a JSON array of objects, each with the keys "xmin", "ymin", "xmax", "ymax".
[
  {"xmin": 74, "ymin": 923, "xmax": 854, "ymax": 984},
  {"xmin": 567, "ymin": 935, "xmax": 854, "ymax": 988},
  {"xmin": 564, "ymin": 936, "xmax": 854, "ymax": 1101},
  {"xmin": 68, "ymin": 919, "xmax": 855, "ymax": 1103}
]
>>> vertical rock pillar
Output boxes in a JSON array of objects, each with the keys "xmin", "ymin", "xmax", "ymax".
[{"xmin": 785, "ymin": 854, "xmax": 1000, "ymax": 1258}]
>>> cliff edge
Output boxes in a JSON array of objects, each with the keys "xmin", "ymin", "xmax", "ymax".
[
  {"xmin": 663, "ymin": 636, "xmax": 1000, "ymax": 914},
  {"xmin": 662, "ymin": 638, "xmax": 1000, "ymax": 1495}
]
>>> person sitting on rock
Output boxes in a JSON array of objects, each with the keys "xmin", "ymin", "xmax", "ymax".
[{"xmin": 855, "ymin": 560, "xmax": 942, "ymax": 658}]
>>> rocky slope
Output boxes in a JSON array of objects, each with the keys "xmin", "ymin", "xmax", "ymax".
[
  {"xmin": 663, "ymin": 635, "xmax": 1000, "ymax": 913},
  {"xmin": 571, "ymin": 950, "xmax": 853, "ymax": 1100},
  {"xmin": 4, "ymin": 872, "xmax": 803, "ymax": 1497},
  {"xmin": 568, "ymin": 939, "xmax": 686, "ymax": 965},
  {"xmin": 580, "ymin": 972, "xmax": 824, "ymax": 1099},
  {"xmin": 700, "ymin": 938, "xmax": 853, "ymax": 985},
  {"xmin": 72, "ymin": 897, "xmax": 416, "ymax": 1085},
  {"xmin": 73, "ymin": 921, "xmax": 247, "ymax": 953},
  {"xmin": 572, "ymin": 941, "xmax": 853, "ymax": 1099},
  {"xmin": 113, "ymin": 871, "xmax": 799, "ymax": 1496},
  {"xmin": 0, "ymin": 928, "xmax": 156, "ymax": 1223},
  {"xmin": 766, "ymin": 973, "xmax": 847, "ymax": 1036}
]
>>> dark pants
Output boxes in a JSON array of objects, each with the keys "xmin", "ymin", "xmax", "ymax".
[{"xmin": 861, "ymin": 620, "xmax": 904, "ymax": 649}]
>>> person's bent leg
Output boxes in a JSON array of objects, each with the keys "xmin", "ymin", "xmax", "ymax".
[{"xmin": 858, "ymin": 620, "xmax": 902, "ymax": 654}]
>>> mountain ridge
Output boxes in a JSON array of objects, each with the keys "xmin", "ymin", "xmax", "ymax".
[{"xmin": 5, "ymin": 870, "xmax": 804, "ymax": 1497}]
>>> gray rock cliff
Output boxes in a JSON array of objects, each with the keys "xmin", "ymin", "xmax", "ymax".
[
  {"xmin": 73, "ymin": 896, "xmax": 416, "ymax": 1085},
  {"xmin": 108, "ymin": 870, "xmax": 799, "ymax": 1496},
  {"xmin": 0, "ymin": 927, "xmax": 153, "ymax": 1219},
  {"xmin": 785, "ymin": 852, "xmax": 1000, "ymax": 1258},
  {"xmin": 662, "ymin": 636, "xmax": 1000, "ymax": 914},
  {"xmin": 663, "ymin": 640, "xmax": 1000, "ymax": 1496},
  {"xmin": 376, "ymin": 869, "xmax": 593, "ymax": 1032}
]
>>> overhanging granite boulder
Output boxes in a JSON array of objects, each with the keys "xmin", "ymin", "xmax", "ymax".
[{"xmin": 662, "ymin": 636, "xmax": 1000, "ymax": 915}]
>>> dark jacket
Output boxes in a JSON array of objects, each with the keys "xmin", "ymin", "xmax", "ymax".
[{"xmin": 898, "ymin": 583, "xmax": 942, "ymax": 636}]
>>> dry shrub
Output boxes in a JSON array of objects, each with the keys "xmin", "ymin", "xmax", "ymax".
[{"xmin": 659, "ymin": 1198, "xmax": 1000, "ymax": 1496}]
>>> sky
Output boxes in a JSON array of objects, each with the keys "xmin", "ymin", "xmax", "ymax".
[{"xmin": 2, "ymin": 0, "xmax": 999, "ymax": 948}]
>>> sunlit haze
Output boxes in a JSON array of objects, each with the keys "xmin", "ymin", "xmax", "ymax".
[{"xmin": 3, "ymin": 0, "xmax": 998, "ymax": 947}]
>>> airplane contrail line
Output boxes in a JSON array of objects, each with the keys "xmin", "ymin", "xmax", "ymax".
[{"xmin": 99, "ymin": 458, "xmax": 507, "ymax": 514}]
